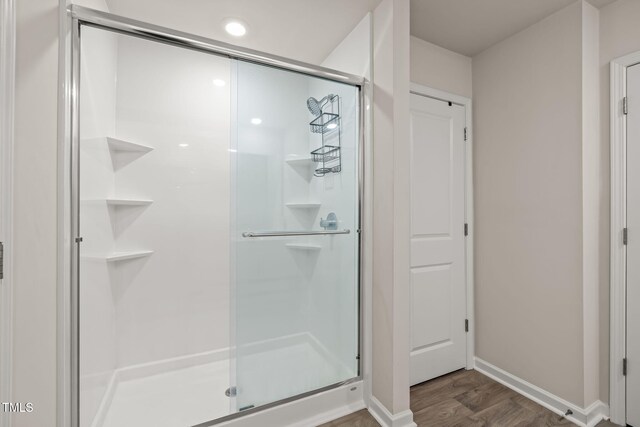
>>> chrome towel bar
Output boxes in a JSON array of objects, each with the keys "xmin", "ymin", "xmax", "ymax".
[{"xmin": 242, "ymin": 229, "xmax": 351, "ymax": 238}]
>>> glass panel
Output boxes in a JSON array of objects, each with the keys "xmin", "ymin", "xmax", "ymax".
[
  {"xmin": 233, "ymin": 60, "xmax": 359, "ymax": 411},
  {"xmin": 78, "ymin": 26, "xmax": 233, "ymax": 427},
  {"xmin": 78, "ymin": 25, "xmax": 359, "ymax": 427}
]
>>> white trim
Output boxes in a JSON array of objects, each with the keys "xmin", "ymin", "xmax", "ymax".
[
  {"xmin": 609, "ymin": 50, "xmax": 640, "ymax": 426},
  {"xmin": 409, "ymin": 82, "xmax": 475, "ymax": 369},
  {"xmin": 362, "ymin": 14, "xmax": 374, "ymax": 410},
  {"xmin": 58, "ymin": 1, "xmax": 73, "ymax": 426},
  {"xmin": 368, "ymin": 396, "xmax": 417, "ymax": 427},
  {"xmin": 475, "ymin": 358, "xmax": 609, "ymax": 427},
  {"xmin": 0, "ymin": 0, "xmax": 15, "ymax": 426}
]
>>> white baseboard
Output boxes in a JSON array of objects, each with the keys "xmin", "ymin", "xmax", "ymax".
[
  {"xmin": 584, "ymin": 400, "xmax": 609, "ymax": 427},
  {"xmin": 368, "ymin": 396, "xmax": 416, "ymax": 427},
  {"xmin": 474, "ymin": 358, "xmax": 609, "ymax": 427}
]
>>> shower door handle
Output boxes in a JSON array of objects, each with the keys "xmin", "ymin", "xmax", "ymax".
[{"xmin": 242, "ymin": 229, "xmax": 350, "ymax": 238}]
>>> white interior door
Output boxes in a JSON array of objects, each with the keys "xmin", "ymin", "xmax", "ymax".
[
  {"xmin": 627, "ymin": 63, "xmax": 640, "ymax": 427},
  {"xmin": 409, "ymin": 93, "xmax": 467, "ymax": 386}
]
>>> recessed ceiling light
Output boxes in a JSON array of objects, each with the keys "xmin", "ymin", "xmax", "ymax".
[
  {"xmin": 251, "ymin": 118, "xmax": 262, "ymax": 125},
  {"xmin": 224, "ymin": 20, "xmax": 247, "ymax": 37},
  {"xmin": 213, "ymin": 79, "xmax": 226, "ymax": 87},
  {"xmin": 179, "ymin": 143, "xmax": 189, "ymax": 148}
]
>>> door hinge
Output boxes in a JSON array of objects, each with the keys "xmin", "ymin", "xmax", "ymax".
[
  {"xmin": 0, "ymin": 241, "xmax": 4, "ymax": 280},
  {"xmin": 75, "ymin": 237, "xmax": 83, "ymax": 243},
  {"xmin": 624, "ymin": 97, "xmax": 628, "ymax": 115},
  {"xmin": 623, "ymin": 358, "xmax": 627, "ymax": 376},
  {"xmin": 464, "ymin": 127, "xmax": 468, "ymax": 141},
  {"xmin": 623, "ymin": 228, "xmax": 628, "ymax": 245},
  {"xmin": 464, "ymin": 223, "xmax": 469, "ymax": 236},
  {"xmin": 465, "ymin": 319, "xmax": 469, "ymax": 332}
]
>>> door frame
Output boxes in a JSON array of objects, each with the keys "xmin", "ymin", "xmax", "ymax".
[
  {"xmin": 409, "ymin": 83, "xmax": 475, "ymax": 370},
  {"xmin": 0, "ymin": 0, "xmax": 15, "ymax": 425},
  {"xmin": 610, "ymin": 50, "xmax": 640, "ymax": 425}
]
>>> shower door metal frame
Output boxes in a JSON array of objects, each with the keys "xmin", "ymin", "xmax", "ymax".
[{"xmin": 62, "ymin": 5, "xmax": 367, "ymax": 427}]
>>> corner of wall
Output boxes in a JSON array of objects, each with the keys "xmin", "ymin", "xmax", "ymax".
[
  {"xmin": 371, "ymin": 0, "xmax": 412, "ymax": 419},
  {"xmin": 580, "ymin": 0, "xmax": 602, "ymax": 408}
]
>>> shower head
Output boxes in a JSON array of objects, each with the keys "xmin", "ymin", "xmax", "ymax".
[
  {"xmin": 307, "ymin": 94, "xmax": 335, "ymax": 116},
  {"xmin": 307, "ymin": 97, "xmax": 323, "ymax": 116}
]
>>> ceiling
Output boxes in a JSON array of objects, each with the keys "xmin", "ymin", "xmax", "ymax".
[
  {"xmin": 410, "ymin": 0, "xmax": 618, "ymax": 57},
  {"xmin": 105, "ymin": 0, "xmax": 382, "ymax": 65}
]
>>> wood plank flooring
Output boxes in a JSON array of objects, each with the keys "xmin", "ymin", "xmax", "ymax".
[{"xmin": 320, "ymin": 369, "xmax": 620, "ymax": 427}]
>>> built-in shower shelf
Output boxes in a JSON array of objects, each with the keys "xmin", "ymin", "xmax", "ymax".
[
  {"xmin": 81, "ymin": 198, "xmax": 153, "ymax": 206},
  {"xmin": 285, "ymin": 243, "xmax": 322, "ymax": 251},
  {"xmin": 285, "ymin": 156, "xmax": 314, "ymax": 167},
  {"xmin": 286, "ymin": 202, "xmax": 321, "ymax": 209},
  {"xmin": 105, "ymin": 250, "xmax": 154, "ymax": 262},
  {"xmin": 106, "ymin": 198, "xmax": 154, "ymax": 207},
  {"xmin": 107, "ymin": 137, "xmax": 154, "ymax": 153}
]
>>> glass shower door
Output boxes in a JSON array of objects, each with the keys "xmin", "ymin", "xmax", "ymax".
[{"xmin": 232, "ymin": 60, "xmax": 360, "ymax": 411}]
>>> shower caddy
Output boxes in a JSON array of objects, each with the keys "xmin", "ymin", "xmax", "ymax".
[{"xmin": 309, "ymin": 94, "xmax": 341, "ymax": 177}]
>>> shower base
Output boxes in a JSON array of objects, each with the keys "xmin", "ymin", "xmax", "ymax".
[
  {"xmin": 94, "ymin": 334, "xmax": 352, "ymax": 427},
  {"xmin": 102, "ymin": 358, "xmax": 230, "ymax": 427}
]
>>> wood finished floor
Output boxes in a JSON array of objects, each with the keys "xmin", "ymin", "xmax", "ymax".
[{"xmin": 320, "ymin": 369, "xmax": 620, "ymax": 427}]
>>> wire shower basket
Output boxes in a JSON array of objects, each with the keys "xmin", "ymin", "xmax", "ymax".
[
  {"xmin": 309, "ymin": 113, "xmax": 340, "ymax": 134},
  {"xmin": 307, "ymin": 94, "xmax": 341, "ymax": 177}
]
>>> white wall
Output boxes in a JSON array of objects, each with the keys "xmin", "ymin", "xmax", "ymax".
[
  {"xmin": 598, "ymin": 0, "xmax": 640, "ymax": 403},
  {"xmin": 78, "ymin": 23, "xmax": 118, "ymax": 427},
  {"xmin": 473, "ymin": 0, "xmax": 585, "ymax": 406},
  {"xmin": 371, "ymin": 0, "xmax": 413, "ymax": 418},
  {"xmin": 112, "ymin": 34, "xmax": 231, "ymax": 367},
  {"xmin": 12, "ymin": 1, "xmax": 59, "ymax": 426},
  {"xmin": 473, "ymin": 0, "xmax": 602, "ymax": 408},
  {"xmin": 410, "ymin": 36, "xmax": 472, "ymax": 99}
]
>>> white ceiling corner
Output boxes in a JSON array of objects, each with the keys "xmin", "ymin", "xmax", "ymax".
[{"xmin": 410, "ymin": 0, "xmax": 618, "ymax": 57}]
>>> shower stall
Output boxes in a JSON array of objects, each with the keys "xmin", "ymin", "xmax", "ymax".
[{"xmin": 68, "ymin": 6, "xmax": 363, "ymax": 427}]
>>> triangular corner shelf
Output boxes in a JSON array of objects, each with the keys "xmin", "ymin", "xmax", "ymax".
[{"xmin": 107, "ymin": 137, "xmax": 154, "ymax": 154}]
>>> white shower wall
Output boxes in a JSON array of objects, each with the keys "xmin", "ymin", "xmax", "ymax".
[
  {"xmin": 78, "ymin": 24, "xmax": 119, "ymax": 427},
  {"xmin": 112, "ymin": 35, "xmax": 231, "ymax": 367},
  {"xmin": 79, "ymin": 27, "xmax": 232, "ymax": 427},
  {"xmin": 305, "ymin": 81, "xmax": 359, "ymax": 380}
]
